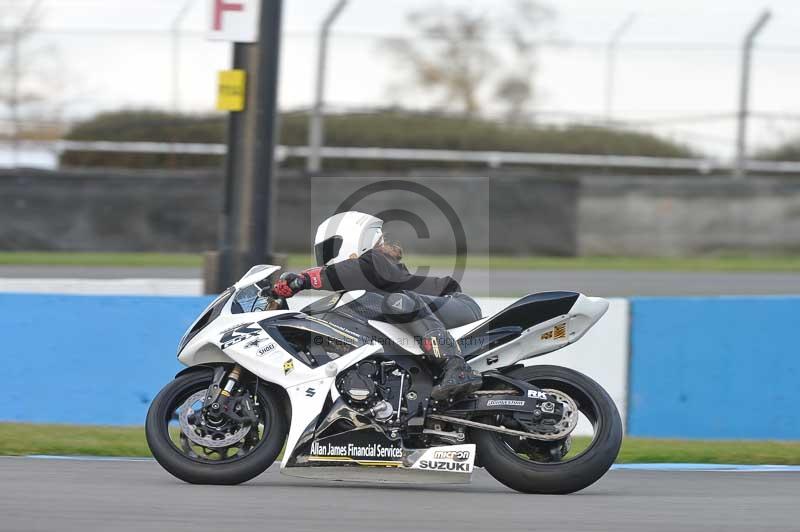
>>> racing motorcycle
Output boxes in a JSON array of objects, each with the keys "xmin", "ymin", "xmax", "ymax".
[{"xmin": 146, "ymin": 265, "xmax": 622, "ymax": 494}]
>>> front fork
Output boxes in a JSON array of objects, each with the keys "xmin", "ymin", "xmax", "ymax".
[{"xmin": 202, "ymin": 364, "xmax": 244, "ymax": 416}]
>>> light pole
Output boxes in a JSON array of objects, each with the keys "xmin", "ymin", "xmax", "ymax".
[
  {"xmin": 734, "ymin": 9, "xmax": 771, "ymax": 179},
  {"xmin": 171, "ymin": 0, "xmax": 195, "ymax": 114},
  {"xmin": 307, "ymin": 0, "xmax": 348, "ymax": 173},
  {"xmin": 604, "ymin": 13, "xmax": 636, "ymax": 123},
  {"xmin": 210, "ymin": 0, "xmax": 285, "ymax": 291}
]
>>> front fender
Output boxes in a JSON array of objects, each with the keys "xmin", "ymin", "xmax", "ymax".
[{"xmin": 174, "ymin": 363, "xmax": 231, "ymax": 379}]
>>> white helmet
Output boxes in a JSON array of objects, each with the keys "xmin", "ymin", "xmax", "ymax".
[{"xmin": 314, "ymin": 211, "xmax": 384, "ymax": 266}]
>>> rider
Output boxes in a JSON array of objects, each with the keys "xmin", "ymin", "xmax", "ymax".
[{"xmin": 272, "ymin": 211, "xmax": 483, "ymax": 401}]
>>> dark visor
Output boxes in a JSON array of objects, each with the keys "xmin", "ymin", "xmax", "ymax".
[{"xmin": 314, "ymin": 236, "xmax": 343, "ymax": 266}]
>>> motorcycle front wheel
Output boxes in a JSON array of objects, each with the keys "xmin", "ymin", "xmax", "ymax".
[
  {"xmin": 472, "ymin": 365, "xmax": 622, "ymax": 494},
  {"xmin": 145, "ymin": 368, "xmax": 287, "ymax": 485}
]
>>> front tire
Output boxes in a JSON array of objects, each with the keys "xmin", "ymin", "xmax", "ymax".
[
  {"xmin": 145, "ymin": 369, "xmax": 288, "ymax": 485},
  {"xmin": 472, "ymin": 365, "xmax": 622, "ymax": 494}
]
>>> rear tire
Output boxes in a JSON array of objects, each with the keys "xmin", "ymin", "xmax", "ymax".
[
  {"xmin": 145, "ymin": 369, "xmax": 287, "ymax": 485},
  {"xmin": 472, "ymin": 365, "xmax": 622, "ymax": 494}
]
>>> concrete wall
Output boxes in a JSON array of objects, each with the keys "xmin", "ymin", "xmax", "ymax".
[
  {"xmin": 0, "ymin": 169, "xmax": 222, "ymax": 252},
  {"xmin": 579, "ymin": 176, "xmax": 800, "ymax": 256},
  {"xmin": 0, "ymin": 170, "xmax": 577, "ymax": 256},
  {"xmin": 2, "ymin": 169, "xmax": 799, "ymax": 256}
]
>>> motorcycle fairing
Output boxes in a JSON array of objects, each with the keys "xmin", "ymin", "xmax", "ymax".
[
  {"xmin": 282, "ymin": 421, "xmax": 475, "ymax": 484},
  {"xmin": 175, "ymin": 266, "xmax": 609, "ymax": 484},
  {"xmin": 463, "ymin": 291, "xmax": 579, "ymax": 338},
  {"xmin": 464, "ymin": 293, "xmax": 609, "ymax": 371},
  {"xmin": 179, "ymin": 306, "xmax": 385, "ymax": 463},
  {"xmin": 280, "ymin": 351, "xmax": 437, "ymax": 474},
  {"xmin": 299, "ymin": 290, "xmax": 368, "ymax": 315},
  {"xmin": 357, "ymin": 291, "xmax": 609, "ymax": 371}
]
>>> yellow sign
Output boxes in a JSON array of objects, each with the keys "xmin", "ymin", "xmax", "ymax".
[{"xmin": 216, "ymin": 69, "xmax": 247, "ymax": 111}]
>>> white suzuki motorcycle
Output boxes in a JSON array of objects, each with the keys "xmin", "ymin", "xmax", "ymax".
[{"xmin": 146, "ymin": 265, "xmax": 622, "ymax": 494}]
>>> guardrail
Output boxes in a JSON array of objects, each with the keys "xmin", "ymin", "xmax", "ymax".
[{"xmin": 7, "ymin": 139, "xmax": 800, "ymax": 174}]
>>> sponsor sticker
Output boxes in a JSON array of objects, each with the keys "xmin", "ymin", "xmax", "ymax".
[
  {"xmin": 541, "ymin": 322, "xmax": 567, "ymax": 341},
  {"xmin": 244, "ymin": 337, "xmax": 264, "ymax": 349},
  {"xmin": 309, "ymin": 441, "xmax": 403, "ymax": 459},
  {"xmin": 486, "ymin": 399, "xmax": 526, "ymax": 407},
  {"xmin": 417, "ymin": 460, "xmax": 470, "ymax": 472},
  {"xmin": 527, "ymin": 389, "xmax": 548, "ymax": 400},
  {"xmin": 256, "ymin": 343, "xmax": 275, "ymax": 357},
  {"xmin": 305, "ymin": 316, "xmax": 360, "ymax": 342},
  {"xmin": 410, "ymin": 444, "xmax": 476, "ymax": 473},
  {"xmin": 433, "ymin": 450, "xmax": 471, "ymax": 462},
  {"xmin": 220, "ymin": 323, "xmax": 261, "ymax": 349},
  {"xmin": 283, "ymin": 359, "xmax": 294, "ymax": 374}
]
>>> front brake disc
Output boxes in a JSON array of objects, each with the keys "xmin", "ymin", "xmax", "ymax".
[{"xmin": 178, "ymin": 391, "xmax": 251, "ymax": 449}]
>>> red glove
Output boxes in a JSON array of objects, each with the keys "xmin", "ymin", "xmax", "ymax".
[
  {"xmin": 271, "ymin": 268, "xmax": 323, "ymax": 298},
  {"xmin": 272, "ymin": 279, "xmax": 295, "ymax": 298}
]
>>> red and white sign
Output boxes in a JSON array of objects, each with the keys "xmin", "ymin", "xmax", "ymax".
[{"xmin": 207, "ymin": 0, "xmax": 261, "ymax": 42}]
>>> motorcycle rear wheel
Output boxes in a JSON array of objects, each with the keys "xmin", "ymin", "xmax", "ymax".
[
  {"xmin": 472, "ymin": 365, "xmax": 622, "ymax": 494},
  {"xmin": 145, "ymin": 368, "xmax": 287, "ymax": 485}
]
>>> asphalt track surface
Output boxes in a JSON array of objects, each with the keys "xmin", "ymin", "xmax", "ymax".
[
  {"xmin": 1, "ymin": 458, "xmax": 798, "ymax": 532},
  {"xmin": 2, "ymin": 265, "xmax": 800, "ymax": 296}
]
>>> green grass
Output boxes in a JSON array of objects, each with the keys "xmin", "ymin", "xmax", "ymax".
[
  {"xmin": 0, "ymin": 423, "xmax": 150, "ymax": 457},
  {"xmin": 1, "ymin": 252, "xmax": 799, "ymax": 272},
  {"xmin": 0, "ymin": 252, "xmax": 202, "ymax": 268},
  {"xmin": 616, "ymin": 437, "xmax": 800, "ymax": 465},
  {"xmin": 2, "ymin": 423, "xmax": 799, "ymax": 464}
]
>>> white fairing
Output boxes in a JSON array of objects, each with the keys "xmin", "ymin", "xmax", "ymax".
[
  {"xmin": 176, "ymin": 268, "xmax": 609, "ymax": 474},
  {"xmin": 466, "ymin": 294, "xmax": 610, "ymax": 372},
  {"xmin": 367, "ymin": 320, "xmax": 424, "ymax": 355},
  {"xmin": 364, "ymin": 294, "xmax": 609, "ymax": 371},
  {"xmin": 178, "ymin": 308, "xmax": 383, "ymax": 470}
]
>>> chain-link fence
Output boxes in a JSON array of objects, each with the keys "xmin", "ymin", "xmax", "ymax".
[{"xmin": 3, "ymin": 1, "xmax": 800, "ymax": 171}]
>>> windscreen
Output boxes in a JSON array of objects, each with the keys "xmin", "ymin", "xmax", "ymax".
[{"xmin": 177, "ymin": 287, "xmax": 234, "ymax": 355}]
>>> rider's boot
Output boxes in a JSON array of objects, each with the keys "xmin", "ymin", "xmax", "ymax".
[{"xmin": 423, "ymin": 329, "xmax": 483, "ymax": 401}]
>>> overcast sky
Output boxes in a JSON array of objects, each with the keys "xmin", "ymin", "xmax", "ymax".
[{"xmin": 4, "ymin": 0, "xmax": 799, "ymax": 158}]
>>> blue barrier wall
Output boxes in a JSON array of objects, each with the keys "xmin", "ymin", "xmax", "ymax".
[
  {"xmin": 628, "ymin": 296, "xmax": 800, "ymax": 440},
  {"xmin": 4, "ymin": 292, "xmax": 800, "ymax": 439},
  {"xmin": 0, "ymin": 293, "xmax": 214, "ymax": 425}
]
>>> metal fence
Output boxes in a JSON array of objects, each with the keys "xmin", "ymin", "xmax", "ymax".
[
  {"xmin": 8, "ymin": 139, "xmax": 800, "ymax": 174},
  {"xmin": 2, "ymin": 2, "xmax": 800, "ymax": 170}
]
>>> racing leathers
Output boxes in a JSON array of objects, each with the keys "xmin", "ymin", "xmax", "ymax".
[{"xmin": 273, "ymin": 249, "xmax": 483, "ymax": 400}]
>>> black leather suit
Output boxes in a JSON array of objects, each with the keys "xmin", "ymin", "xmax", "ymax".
[{"xmin": 317, "ymin": 249, "xmax": 481, "ymax": 356}]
